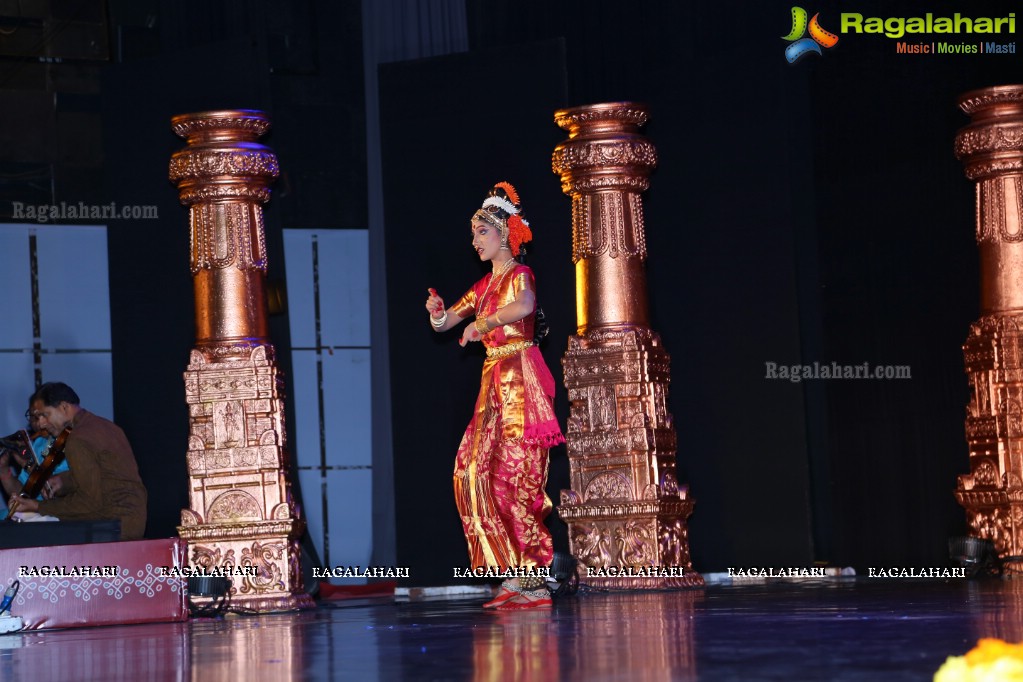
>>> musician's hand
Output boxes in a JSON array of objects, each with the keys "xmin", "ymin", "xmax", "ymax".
[
  {"xmin": 42, "ymin": 476, "xmax": 62, "ymax": 499},
  {"xmin": 9, "ymin": 496, "xmax": 38, "ymax": 514},
  {"xmin": 459, "ymin": 323, "xmax": 482, "ymax": 347}
]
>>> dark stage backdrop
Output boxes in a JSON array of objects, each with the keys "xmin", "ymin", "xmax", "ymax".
[{"xmin": 384, "ymin": 0, "xmax": 1022, "ymax": 580}]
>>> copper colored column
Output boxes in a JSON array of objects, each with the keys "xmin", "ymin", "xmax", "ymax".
[
  {"xmin": 169, "ymin": 110, "xmax": 313, "ymax": 611},
  {"xmin": 955, "ymin": 86, "xmax": 1023, "ymax": 573},
  {"xmin": 552, "ymin": 102, "xmax": 702, "ymax": 588}
]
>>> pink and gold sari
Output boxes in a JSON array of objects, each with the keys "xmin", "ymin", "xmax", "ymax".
[{"xmin": 450, "ymin": 264, "xmax": 564, "ymax": 570}]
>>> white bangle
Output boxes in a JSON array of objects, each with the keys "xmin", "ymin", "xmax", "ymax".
[{"xmin": 430, "ymin": 310, "xmax": 448, "ymax": 328}]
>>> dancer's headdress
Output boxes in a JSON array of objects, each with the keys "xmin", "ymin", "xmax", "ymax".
[{"xmin": 472, "ymin": 182, "xmax": 533, "ymax": 256}]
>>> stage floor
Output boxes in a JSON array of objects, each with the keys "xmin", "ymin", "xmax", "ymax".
[{"xmin": 0, "ymin": 578, "xmax": 1015, "ymax": 680}]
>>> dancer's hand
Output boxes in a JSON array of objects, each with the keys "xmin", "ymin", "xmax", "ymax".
[
  {"xmin": 426, "ymin": 288, "xmax": 445, "ymax": 317},
  {"xmin": 459, "ymin": 324, "xmax": 482, "ymax": 347}
]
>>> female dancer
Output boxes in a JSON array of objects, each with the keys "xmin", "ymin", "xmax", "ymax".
[{"xmin": 426, "ymin": 182, "xmax": 564, "ymax": 610}]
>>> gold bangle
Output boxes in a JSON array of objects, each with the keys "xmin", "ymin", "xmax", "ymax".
[
  {"xmin": 494, "ymin": 310, "xmax": 503, "ymax": 326},
  {"xmin": 475, "ymin": 317, "xmax": 490, "ymax": 334}
]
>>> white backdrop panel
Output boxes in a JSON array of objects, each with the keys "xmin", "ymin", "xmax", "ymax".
[
  {"xmin": 36, "ymin": 225, "xmax": 111, "ymax": 350},
  {"xmin": 317, "ymin": 230, "xmax": 370, "ymax": 348},
  {"xmin": 322, "ymin": 349, "xmax": 372, "ymax": 468},
  {"xmin": 0, "ymin": 354, "xmax": 35, "ymax": 429},
  {"xmin": 0, "ymin": 227, "xmax": 32, "ymax": 349}
]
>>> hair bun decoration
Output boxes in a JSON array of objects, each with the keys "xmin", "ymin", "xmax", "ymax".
[
  {"xmin": 507, "ymin": 214, "xmax": 533, "ymax": 256},
  {"xmin": 493, "ymin": 182, "xmax": 520, "ymax": 206}
]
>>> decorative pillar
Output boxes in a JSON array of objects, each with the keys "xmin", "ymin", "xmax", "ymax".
[
  {"xmin": 552, "ymin": 102, "xmax": 702, "ymax": 588},
  {"xmin": 955, "ymin": 86, "xmax": 1023, "ymax": 573},
  {"xmin": 169, "ymin": 110, "xmax": 313, "ymax": 611}
]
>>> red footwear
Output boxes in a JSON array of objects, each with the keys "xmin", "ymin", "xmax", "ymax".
[
  {"xmin": 494, "ymin": 590, "xmax": 552, "ymax": 610},
  {"xmin": 482, "ymin": 583, "xmax": 519, "ymax": 609}
]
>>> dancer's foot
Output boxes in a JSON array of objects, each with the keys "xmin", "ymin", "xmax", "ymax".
[
  {"xmin": 482, "ymin": 581, "xmax": 519, "ymax": 609},
  {"xmin": 494, "ymin": 588, "xmax": 552, "ymax": 610}
]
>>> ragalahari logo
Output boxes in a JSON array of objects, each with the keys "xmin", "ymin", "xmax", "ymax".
[{"xmin": 782, "ymin": 7, "xmax": 839, "ymax": 63}]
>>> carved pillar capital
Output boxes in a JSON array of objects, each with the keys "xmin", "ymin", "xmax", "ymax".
[
  {"xmin": 552, "ymin": 105, "xmax": 656, "ymax": 196},
  {"xmin": 955, "ymin": 87, "xmax": 1023, "ymax": 182},
  {"xmin": 169, "ymin": 110, "xmax": 277, "ymax": 348},
  {"xmin": 552, "ymin": 103, "xmax": 655, "ymax": 261},
  {"xmin": 169, "ymin": 110, "xmax": 279, "ymax": 207},
  {"xmin": 553, "ymin": 103, "xmax": 656, "ymax": 333}
]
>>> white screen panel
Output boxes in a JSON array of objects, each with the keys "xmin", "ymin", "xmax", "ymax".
[
  {"xmin": 36, "ymin": 225, "xmax": 111, "ymax": 350},
  {"xmin": 317, "ymin": 230, "xmax": 370, "ymax": 347},
  {"xmin": 322, "ymin": 349, "xmax": 372, "ymax": 468},
  {"xmin": 326, "ymin": 469, "xmax": 373, "ymax": 573},
  {"xmin": 283, "ymin": 229, "xmax": 317, "ymax": 349},
  {"xmin": 0, "ymin": 354, "xmax": 35, "ymax": 428},
  {"xmin": 0, "ymin": 227, "xmax": 33, "ymax": 349},
  {"xmin": 289, "ymin": 350, "xmax": 323, "ymax": 469},
  {"xmin": 297, "ymin": 469, "xmax": 326, "ymax": 568},
  {"xmin": 283, "ymin": 228, "xmax": 373, "ymax": 582}
]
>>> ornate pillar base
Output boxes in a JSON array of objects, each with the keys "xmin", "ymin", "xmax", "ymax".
[
  {"xmin": 957, "ymin": 315, "xmax": 1023, "ymax": 575},
  {"xmin": 559, "ymin": 502, "xmax": 702, "ymax": 589},
  {"xmin": 177, "ymin": 521, "xmax": 313, "ymax": 612},
  {"xmin": 177, "ymin": 344, "xmax": 313, "ymax": 611},
  {"xmin": 559, "ymin": 328, "xmax": 703, "ymax": 589}
]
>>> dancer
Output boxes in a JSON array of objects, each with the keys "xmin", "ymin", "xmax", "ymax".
[{"xmin": 426, "ymin": 182, "xmax": 564, "ymax": 610}]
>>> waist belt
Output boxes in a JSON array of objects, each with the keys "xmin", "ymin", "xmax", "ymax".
[{"xmin": 486, "ymin": 340, "xmax": 534, "ymax": 358}]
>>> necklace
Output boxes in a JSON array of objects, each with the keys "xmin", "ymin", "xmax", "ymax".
[{"xmin": 477, "ymin": 258, "xmax": 517, "ymax": 317}]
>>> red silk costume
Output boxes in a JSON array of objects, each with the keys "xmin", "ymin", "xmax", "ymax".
[{"xmin": 450, "ymin": 263, "xmax": 564, "ymax": 569}]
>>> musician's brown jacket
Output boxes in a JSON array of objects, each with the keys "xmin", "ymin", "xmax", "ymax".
[{"xmin": 38, "ymin": 409, "xmax": 147, "ymax": 539}]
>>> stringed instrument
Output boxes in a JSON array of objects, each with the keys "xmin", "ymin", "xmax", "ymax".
[
  {"xmin": 0, "ymin": 429, "xmax": 50, "ymax": 471},
  {"xmin": 3, "ymin": 426, "xmax": 71, "ymax": 521}
]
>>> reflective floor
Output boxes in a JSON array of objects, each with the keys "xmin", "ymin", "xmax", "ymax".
[{"xmin": 0, "ymin": 578, "xmax": 1017, "ymax": 680}]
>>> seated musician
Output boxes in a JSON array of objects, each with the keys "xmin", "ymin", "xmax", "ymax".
[
  {"xmin": 7, "ymin": 382, "xmax": 147, "ymax": 540},
  {"xmin": 0, "ymin": 399, "xmax": 69, "ymax": 503}
]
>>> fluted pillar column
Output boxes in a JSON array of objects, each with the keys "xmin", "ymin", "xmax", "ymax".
[
  {"xmin": 552, "ymin": 102, "xmax": 702, "ymax": 588},
  {"xmin": 955, "ymin": 86, "xmax": 1023, "ymax": 573},
  {"xmin": 169, "ymin": 110, "xmax": 313, "ymax": 611}
]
